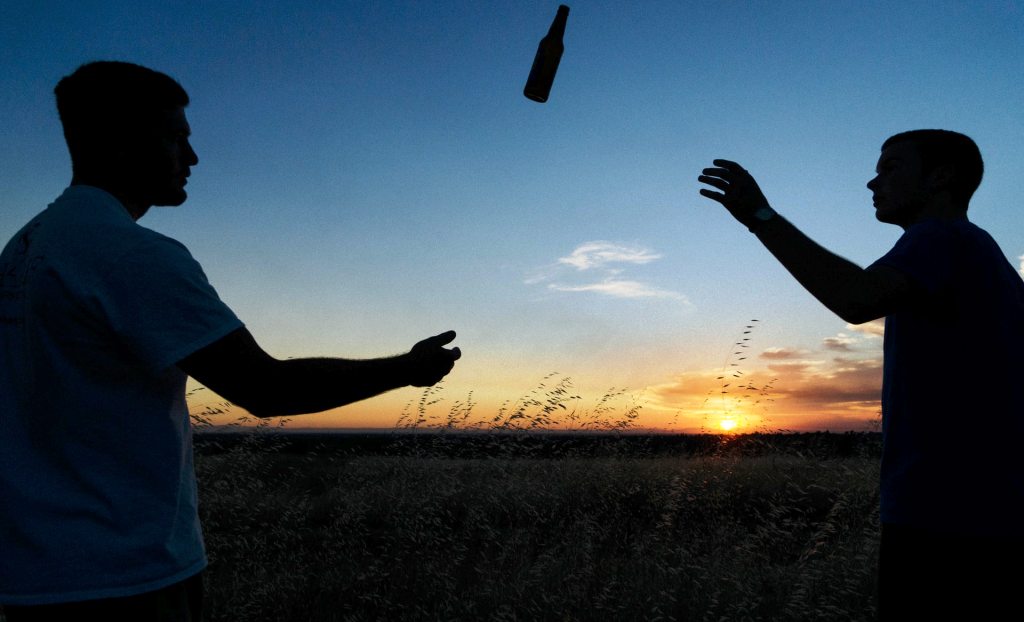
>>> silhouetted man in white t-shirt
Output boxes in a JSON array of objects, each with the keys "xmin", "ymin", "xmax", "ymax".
[{"xmin": 0, "ymin": 61, "xmax": 461, "ymax": 621}]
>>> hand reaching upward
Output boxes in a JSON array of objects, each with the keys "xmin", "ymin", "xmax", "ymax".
[{"xmin": 698, "ymin": 159, "xmax": 772, "ymax": 230}]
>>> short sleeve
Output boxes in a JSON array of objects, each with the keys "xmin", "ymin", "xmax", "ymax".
[
  {"xmin": 98, "ymin": 235, "xmax": 243, "ymax": 371},
  {"xmin": 870, "ymin": 220, "xmax": 957, "ymax": 297}
]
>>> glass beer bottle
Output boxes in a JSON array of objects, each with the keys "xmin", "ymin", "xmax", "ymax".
[{"xmin": 523, "ymin": 5, "xmax": 570, "ymax": 103}]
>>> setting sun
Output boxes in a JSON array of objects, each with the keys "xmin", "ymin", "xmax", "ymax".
[{"xmin": 719, "ymin": 418, "xmax": 738, "ymax": 432}]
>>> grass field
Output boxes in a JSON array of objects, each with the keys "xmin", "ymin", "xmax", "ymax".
[{"xmin": 195, "ymin": 432, "xmax": 882, "ymax": 621}]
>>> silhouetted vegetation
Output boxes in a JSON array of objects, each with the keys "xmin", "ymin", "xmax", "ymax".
[
  {"xmin": 194, "ymin": 426, "xmax": 880, "ymax": 621},
  {"xmin": 196, "ymin": 429, "xmax": 882, "ymax": 460},
  {"xmin": 185, "ymin": 358, "xmax": 883, "ymax": 621}
]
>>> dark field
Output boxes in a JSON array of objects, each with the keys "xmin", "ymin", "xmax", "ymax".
[{"xmin": 194, "ymin": 431, "xmax": 882, "ymax": 621}]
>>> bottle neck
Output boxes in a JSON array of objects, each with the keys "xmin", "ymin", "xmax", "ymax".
[{"xmin": 547, "ymin": 5, "xmax": 569, "ymax": 39}]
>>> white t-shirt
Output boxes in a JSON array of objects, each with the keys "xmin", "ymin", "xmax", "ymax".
[{"xmin": 0, "ymin": 186, "xmax": 243, "ymax": 605}]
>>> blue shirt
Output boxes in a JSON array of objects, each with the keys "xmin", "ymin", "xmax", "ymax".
[
  {"xmin": 871, "ymin": 217, "xmax": 1024, "ymax": 536},
  {"xmin": 0, "ymin": 186, "xmax": 243, "ymax": 605}
]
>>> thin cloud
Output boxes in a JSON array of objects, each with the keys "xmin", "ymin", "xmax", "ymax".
[
  {"xmin": 523, "ymin": 270, "xmax": 553, "ymax": 286},
  {"xmin": 1019, "ymin": 254, "xmax": 1024, "ymax": 279},
  {"xmin": 558, "ymin": 242, "xmax": 661, "ymax": 271},
  {"xmin": 847, "ymin": 319, "xmax": 885, "ymax": 337},
  {"xmin": 548, "ymin": 278, "xmax": 689, "ymax": 302},
  {"xmin": 760, "ymin": 347, "xmax": 806, "ymax": 360},
  {"xmin": 822, "ymin": 334, "xmax": 857, "ymax": 351},
  {"xmin": 832, "ymin": 356, "xmax": 883, "ymax": 373},
  {"xmin": 766, "ymin": 361, "xmax": 822, "ymax": 374},
  {"xmin": 531, "ymin": 240, "xmax": 687, "ymax": 304},
  {"xmin": 780, "ymin": 357, "xmax": 883, "ymax": 405}
]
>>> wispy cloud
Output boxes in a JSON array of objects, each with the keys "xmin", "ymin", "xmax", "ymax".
[
  {"xmin": 822, "ymin": 334, "xmax": 857, "ymax": 351},
  {"xmin": 760, "ymin": 347, "xmax": 807, "ymax": 360},
  {"xmin": 780, "ymin": 357, "xmax": 883, "ymax": 405},
  {"xmin": 766, "ymin": 361, "xmax": 824, "ymax": 374},
  {"xmin": 549, "ymin": 278, "xmax": 689, "ymax": 302},
  {"xmin": 558, "ymin": 242, "xmax": 661, "ymax": 271},
  {"xmin": 530, "ymin": 240, "xmax": 687, "ymax": 303},
  {"xmin": 847, "ymin": 319, "xmax": 885, "ymax": 337},
  {"xmin": 1018, "ymin": 254, "xmax": 1024, "ymax": 279}
]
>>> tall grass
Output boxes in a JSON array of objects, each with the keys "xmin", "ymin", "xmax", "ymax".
[
  {"xmin": 394, "ymin": 373, "xmax": 642, "ymax": 435},
  {"xmin": 0, "ymin": 381, "xmax": 881, "ymax": 622},
  {"xmin": 695, "ymin": 320, "xmax": 778, "ymax": 434},
  {"xmin": 187, "ymin": 325, "xmax": 881, "ymax": 621},
  {"xmin": 192, "ymin": 371, "xmax": 880, "ymax": 622},
  {"xmin": 195, "ymin": 440, "xmax": 880, "ymax": 621}
]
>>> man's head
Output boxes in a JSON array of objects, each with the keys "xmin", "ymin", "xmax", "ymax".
[
  {"xmin": 55, "ymin": 61, "xmax": 198, "ymax": 215},
  {"xmin": 867, "ymin": 130, "xmax": 983, "ymax": 228}
]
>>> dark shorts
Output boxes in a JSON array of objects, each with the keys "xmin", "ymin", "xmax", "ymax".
[
  {"xmin": 878, "ymin": 523, "xmax": 1024, "ymax": 621},
  {"xmin": 2, "ymin": 572, "xmax": 203, "ymax": 622}
]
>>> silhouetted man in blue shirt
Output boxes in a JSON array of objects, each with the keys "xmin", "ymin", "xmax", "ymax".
[{"xmin": 699, "ymin": 130, "xmax": 1024, "ymax": 620}]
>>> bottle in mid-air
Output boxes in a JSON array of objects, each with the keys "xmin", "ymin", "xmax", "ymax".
[{"xmin": 523, "ymin": 4, "xmax": 570, "ymax": 103}]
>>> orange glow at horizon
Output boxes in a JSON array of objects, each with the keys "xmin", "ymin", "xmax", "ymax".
[
  {"xmin": 188, "ymin": 392, "xmax": 879, "ymax": 435},
  {"xmin": 185, "ymin": 333, "xmax": 885, "ymax": 434}
]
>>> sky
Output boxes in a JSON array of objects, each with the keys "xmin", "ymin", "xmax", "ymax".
[{"xmin": 3, "ymin": 1, "xmax": 1023, "ymax": 433}]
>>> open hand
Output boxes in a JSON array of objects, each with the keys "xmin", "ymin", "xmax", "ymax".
[
  {"xmin": 698, "ymin": 159, "xmax": 771, "ymax": 229},
  {"xmin": 406, "ymin": 330, "xmax": 461, "ymax": 387}
]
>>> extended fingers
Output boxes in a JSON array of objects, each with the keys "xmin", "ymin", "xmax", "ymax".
[
  {"xmin": 698, "ymin": 173, "xmax": 730, "ymax": 191},
  {"xmin": 712, "ymin": 159, "xmax": 744, "ymax": 171},
  {"xmin": 424, "ymin": 335, "xmax": 459, "ymax": 363},
  {"xmin": 416, "ymin": 330, "xmax": 456, "ymax": 350},
  {"xmin": 431, "ymin": 330, "xmax": 456, "ymax": 345},
  {"xmin": 699, "ymin": 160, "xmax": 752, "ymax": 194},
  {"xmin": 701, "ymin": 167, "xmax": 732, "ymax": 178},
  {"xmin": 432, "ymin": 332, "xmax": 460, "ymax": 360},
  {"xmin": 701, "ymin": 160, "xmax": 748, "ymax": 180},
  {"xmin": 699, "ymin": 188, "xmax": 726, "ymax": 200}
]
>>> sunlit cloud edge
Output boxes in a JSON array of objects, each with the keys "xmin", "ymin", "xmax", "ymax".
[
  {"xmin": 548, "ymin": 278, "xmax": 691, "ymax": 303},
  {"xmin": 557, "ymin": 241, "xmax": 661, "ymax": 271}
]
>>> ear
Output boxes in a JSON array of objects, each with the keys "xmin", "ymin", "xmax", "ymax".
[{"xmin": 926, "ymin": 163, "xmax": 955, "ymax": 193}]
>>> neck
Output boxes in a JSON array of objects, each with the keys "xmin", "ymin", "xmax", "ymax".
[{"xmin": 903, "ymin": 200, "xmax": 967, "ymax": 230}]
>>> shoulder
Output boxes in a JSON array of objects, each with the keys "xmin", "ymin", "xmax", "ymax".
[
  {"xmin": 928, "ymin": 220, "xmax": 1015, "ymax": 272},
  {"xmin": 63, "ymin": 187, "xmax": 201, "ymax": 271},
  {"xmin": 952, "ymin": 220, "xmax": 1005, "ymax": 252},
  {"xmin": 128, "ymin": 225, "xmax": 194, "ymax": 263},
  {"xmin": 883, "ymin": 218, "xmax": 977, "ymax": 260},
  {"xmin": 871, "ymin": 219, "xmax": 966, "ymax": 295},
  {"xmin": 901, "ymin": 218, "xmax": 962, "ymax": 245},
  {"xmin": 33, "ymin": 186, "xmax": 164, "ymax": 259}
]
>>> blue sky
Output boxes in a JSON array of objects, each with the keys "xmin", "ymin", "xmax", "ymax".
[{"xmin": 4, "ymin": 1, "xmax": 1023, "ymax": 431}]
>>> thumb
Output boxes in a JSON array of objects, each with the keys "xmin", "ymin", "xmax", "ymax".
[{"xmin": 426, "ymin": 330, "xmax": 457, "ymax": 347}]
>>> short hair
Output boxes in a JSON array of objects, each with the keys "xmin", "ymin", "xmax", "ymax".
[
  {"xmin": 881, "ymin": 129, "xmax": 984, "ymax": 207},
  {"xmin": 54, "ymin": 61, "xmax": 189, "ymax": 175}
]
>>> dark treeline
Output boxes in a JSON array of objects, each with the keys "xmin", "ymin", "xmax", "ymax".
[{"xmin": 194, "ymin": 430, "xmax": 882, "ymax": 460}]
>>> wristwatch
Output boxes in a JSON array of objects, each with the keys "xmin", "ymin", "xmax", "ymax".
[{"xmin": 748, "ymin": 206, "xmax": 777, "ymax": 232}]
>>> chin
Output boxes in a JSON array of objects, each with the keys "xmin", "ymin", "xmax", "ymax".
[
  {"xmin": 875, "ymin": 208, "xmax": 914, "ymax": 229},
  {"xmin": 155, "ymin": 188, "xmax": 188, "ymax": 207}
]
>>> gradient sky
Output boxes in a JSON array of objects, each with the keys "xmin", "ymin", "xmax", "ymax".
[{"xmin": 4, "ymin": 1, "xmax": 1023, "ymax": 432}]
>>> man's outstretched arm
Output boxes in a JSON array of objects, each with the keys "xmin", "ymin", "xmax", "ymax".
[
  {"xmin": 698, "ymin": 159, "xmax": 912, "ymax": 324},
  {"xmin": 178, "ymin": 327, "xmax": 461, "ymax": 418}
]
